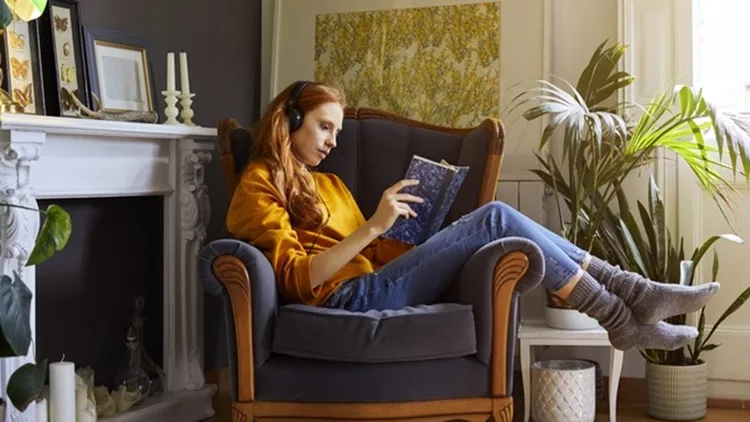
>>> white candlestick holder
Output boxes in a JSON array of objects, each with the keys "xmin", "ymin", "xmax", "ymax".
[
  {"xmin": 162, "ymin": 89, "xmax": 180, "ymax": 125},
  {"xmin": 179, "ymin": 92, "xmax": 196, "ymax": 126}
]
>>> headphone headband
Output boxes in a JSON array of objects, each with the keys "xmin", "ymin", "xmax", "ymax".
[{"xmin": 287, "ymin": 81, "xmax": 312, "ymax": 107}]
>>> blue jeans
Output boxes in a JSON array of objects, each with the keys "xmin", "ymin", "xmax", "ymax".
[{"xmin": 323, "ymin": 201, "xmax": 590, "ymax": 312}]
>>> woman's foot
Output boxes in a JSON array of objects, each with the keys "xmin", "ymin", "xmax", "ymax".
[
  {"xmin": 555, "ymin": 271, "xmax": 699, "ymax": 351},
  {"xmin": 586, "ymin": 257, "xmax": 720, "ymax": 324}
]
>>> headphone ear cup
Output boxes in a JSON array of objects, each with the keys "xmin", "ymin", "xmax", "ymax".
[{"xmin": 286, "ymin": 106, "xmax": 304, "ymax": 133}]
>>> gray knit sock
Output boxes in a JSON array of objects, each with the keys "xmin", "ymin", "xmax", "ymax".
[
  {"xmin": 587, "ymin": 257, "xmax": 720, "ymax": 325},
  {"xmin": 563, "ymin": 272, "xmax": 698, "ymax": 351}
]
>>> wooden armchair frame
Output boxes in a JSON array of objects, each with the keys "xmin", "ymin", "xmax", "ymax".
[{"xmin": 211, "ymin": 108, "xmax": 531, "ymax": 422}]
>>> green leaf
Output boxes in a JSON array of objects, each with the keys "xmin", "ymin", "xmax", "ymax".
[
  {"xmin": 702, "ymin": 285, "xmax": 750, "ymax": 347},
  {"xmin": 712, "ymin": 250, "xmax": 719, "ymax": 281},
  {"xmin": 700, "ymin": 344, "xmax": 720, "ymax": 352},
  {"xmin": 0, "ymin": 272, "xmax": 32, "ymax": 357},
  {"xmin": 7, "ymin": 359, "xmax": 48, "ymax": 412},
  {"xmin": 27, "ymin": 204, "xmax": 71, "ymax": 266},
  {"xmin": 0, "ymin": 1, "xmax": 12, "ymax": 28},
  {"xmin": 688, "ymin": 234, "xmax": 744, "ymax": 284}
]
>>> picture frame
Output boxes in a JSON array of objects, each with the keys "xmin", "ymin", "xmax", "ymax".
[
  {"xmin": 37, "ymin": 0, "xmax": 90, "ymax": 117},
  {"xmin": 0, "ymin": 19, "xmax": 46, "ymax": 114},
  {"xmin": 83, "ymin": 27, "xmax": 156, "ymax": 113}
]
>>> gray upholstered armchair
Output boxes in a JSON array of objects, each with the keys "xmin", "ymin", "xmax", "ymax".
[{"xmin": 198, "ymin": 108, "xmax": 544, "ymax": 421}]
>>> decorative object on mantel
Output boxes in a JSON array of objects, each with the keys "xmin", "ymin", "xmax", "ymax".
[
  {"xmin": 61, "ymin": 87, "xmax": 158, "ymax": 123},
  {"xmin": 178, "ymin": 51, "xmax": 195, "ymax": 126},
  {"xmin": 0, "ymin": 18, "xmax": 47, "ymax": 114},
  {"xmin": 162, "ymin": 51, "xmax": 179, "ymax": 125},
  {"xmin": 37, "ymin": 0, "xmax": 91, "ymax": 117},
  {"xmin": 83, "ymin": 26, "xmax": 156, "ymax": 114}
]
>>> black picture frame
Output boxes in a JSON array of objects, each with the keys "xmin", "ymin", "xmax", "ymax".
[
  {"xmin": 83, "ymin": 27, "xmax": 157, "ymax": 113},
  {"xmin": 37, "ymin": 0, "xmax": 90, "ymax": 117},
  {"xmin": 0, "ymin": 20, "xmax": 46, "ymax": 114}
]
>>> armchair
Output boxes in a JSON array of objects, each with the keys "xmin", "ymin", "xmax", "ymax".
[{"xmin": 198, "ymin": 108, "xmax": 544, "ymax": 421}]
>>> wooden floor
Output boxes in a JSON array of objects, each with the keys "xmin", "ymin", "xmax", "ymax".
[
  {"xmin": 511, "ymin": 402, "xmax": 748, "ymax": 422},
  {"xmin": 593, "ymin": 403, "xmax": 746, "ymax": 422}
]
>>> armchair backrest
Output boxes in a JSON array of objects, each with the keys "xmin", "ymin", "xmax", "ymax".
[{"xmin": 218, "ymin": 108, "xmax": 506, "ymax": 224}]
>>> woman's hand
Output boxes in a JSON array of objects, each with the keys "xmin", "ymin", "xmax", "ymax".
[{"xmin": 366, "ymin": 179, "xmax": 424, "ymax": 235}]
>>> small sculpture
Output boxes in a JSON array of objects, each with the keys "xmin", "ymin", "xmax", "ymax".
[
  {"xmin": 94, "ymin": 386, "xmax": 116, "ymax": 417},
  {"xmin": 61, "ymin": 87, "xmax": 159, "ymax": 123},
  {"xmin": 75, "ymin": 373, "xmax": 97, "ymax": 422}
]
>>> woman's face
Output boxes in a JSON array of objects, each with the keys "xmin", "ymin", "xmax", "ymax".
[{"xmin": 290, "ymin": 102, "xmax": 343, "ymax": 167}]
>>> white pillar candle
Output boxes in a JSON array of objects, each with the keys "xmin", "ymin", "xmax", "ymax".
[
  {"xmin": 36, "ymin": 398, "xmax": 48, "ymax": 422},
  {"xmin": 179, "ymin": 51, "xmax": 190, "ymax": 94},
  {"xmin": 166, "ymin": 51, "xmax": 175, "ymax": 92},
  {"xmin": 49, "ymin": 361, "xmax": 75, "ymax": 422}
]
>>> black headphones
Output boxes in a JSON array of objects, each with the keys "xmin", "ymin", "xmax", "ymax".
[{"xmin": 285, "ymin": 81, "xmax": 312, "ymax": 133}]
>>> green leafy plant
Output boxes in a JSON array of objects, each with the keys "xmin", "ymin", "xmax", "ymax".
[
  {"xmin": 0, "ymin": 203, "xmax": 71, "ymax": 411},
  {"xmin": 612, "ymin": 176, "xmax": 749, "ymax": 365}
]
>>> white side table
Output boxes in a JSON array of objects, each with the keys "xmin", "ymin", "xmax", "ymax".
[{"xmin": 518, "ymin": 321, "xmax": 624, "ymax": 422}]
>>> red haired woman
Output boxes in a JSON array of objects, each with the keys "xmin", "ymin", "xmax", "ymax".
[{"xmin": 226, "ymin": 81, "xmax": 718, "ymax": 351}]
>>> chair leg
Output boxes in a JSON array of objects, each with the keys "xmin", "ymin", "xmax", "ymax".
[
  {"xmin": 492, "ymin": 397, "xmax": 513, "ymax": 422},
  {"xmin": 232, "ymin": 402, "xmax": 254, "ymax": 422}
]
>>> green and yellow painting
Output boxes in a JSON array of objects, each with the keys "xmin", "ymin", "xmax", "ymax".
[{"xmin": 314, "ymin": 2, "xmax": 501, "ymax": 128}]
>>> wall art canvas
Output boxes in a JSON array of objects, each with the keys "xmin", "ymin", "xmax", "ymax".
[{"xmin": 314, "ymin": 2, "xmax": 501, "ymax": 128}]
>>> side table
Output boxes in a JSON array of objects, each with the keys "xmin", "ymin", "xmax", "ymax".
[{"xmin": 518, "ymin": 320, "xmax": 624, "ymax": 422}]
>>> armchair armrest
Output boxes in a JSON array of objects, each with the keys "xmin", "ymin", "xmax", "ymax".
[
  {"xmin": 198, "ymin": 239, "xmax": 278, "ymax": 402},
  {"xmin": 446, "ymin": 237, "xmax": 544, "ymax": 397}
]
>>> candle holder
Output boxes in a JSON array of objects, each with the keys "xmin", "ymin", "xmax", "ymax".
[
  {"xmin": 161, "ymin": 89, "xmax": 180, "ymax": 125},
  {"xmin": 179, "ymin": 92, "xmax": 196, "ymax": 126}
]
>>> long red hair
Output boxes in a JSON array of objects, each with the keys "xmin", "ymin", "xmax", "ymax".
[{"xmin": 249, "ymin": 81, "xmax": 346, "ymax": 229}]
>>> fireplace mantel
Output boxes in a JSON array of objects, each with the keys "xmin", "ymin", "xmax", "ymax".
[{"xmin": 0, "ymin": 113, "xmax": 218, "ymax": 422}]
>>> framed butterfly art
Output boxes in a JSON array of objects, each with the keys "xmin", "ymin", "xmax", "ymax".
[
  {"xmin": 37, "ymin": 0, "xmax": 91, "ymax": 117},
  {"xmin": 0, "ymin": 19, "xmax": 46, "ymax": 114}
]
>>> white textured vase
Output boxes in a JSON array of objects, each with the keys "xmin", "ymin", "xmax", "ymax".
[
  {"xmin": 646, "ymin": 361, "xmax": 708, "ymax": 421},
  {"xmin": 531, "ymin": 359, "xmax": 596, "ymax": 422}
]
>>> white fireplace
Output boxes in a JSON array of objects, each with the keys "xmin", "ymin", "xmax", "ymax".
[{"xmin": 0, "ymin": 113, "xmax": 218, "ymax": 422}]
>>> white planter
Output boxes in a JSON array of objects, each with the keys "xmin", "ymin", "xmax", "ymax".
[
  {"xmin": 543, "ymin": 306, "xmax": 600, "ymax": 330},
  {"xmin": 646, "ymin": 361, "xmax": 708, "ymax": 421}
]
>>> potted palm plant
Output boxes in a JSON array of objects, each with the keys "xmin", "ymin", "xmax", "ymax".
[
  {"xmin": 509, "ymin": 40, "xmax": 750, "ymax": 328},
  {"xmin": 509, "ymin": 40, "xmax": 750, "ymax": 420},
  {"xmin": 615, "ymin": 176, "xmax": 749, "ymax": 420}
]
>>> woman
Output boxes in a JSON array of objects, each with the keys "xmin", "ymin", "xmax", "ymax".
[{"xmin": 227, "ymin": 80, "xmax": 718, "ymax": 352}]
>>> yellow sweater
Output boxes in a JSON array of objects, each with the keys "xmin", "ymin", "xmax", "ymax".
[{"xmin": 226, "ymin": 161, "xmax": 412, "ymax": 306}]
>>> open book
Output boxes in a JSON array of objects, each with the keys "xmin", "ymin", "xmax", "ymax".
[{"xmin": 381, "ymin": 155, "xmax": 469, "ymax": 245}]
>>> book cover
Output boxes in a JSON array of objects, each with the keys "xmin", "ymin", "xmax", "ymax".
[{"xmin": 381, "ymin": 155, "xmax": 469, "ymax": 245}]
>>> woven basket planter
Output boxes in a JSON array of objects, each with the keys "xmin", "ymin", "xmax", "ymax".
[{"xmin": 646, "ymin": 361, "xmax": 708, "ymax": 421}]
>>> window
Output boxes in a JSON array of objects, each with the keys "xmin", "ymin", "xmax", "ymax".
[{"xmin": 695, "ymin": 0, "xmax": 750, "ymax": 112}]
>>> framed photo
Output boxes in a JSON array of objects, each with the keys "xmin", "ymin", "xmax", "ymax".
[
  {"xmin": 84, "ymin": 27, "xmax": 156, "ymax": 113},
  {"xmin": 0, "ymin": 20, "xmax": 46, "ymax": 114},
  {"xmin": 37, "ymin": 0, "xmax": 90, "ymax": 117}
]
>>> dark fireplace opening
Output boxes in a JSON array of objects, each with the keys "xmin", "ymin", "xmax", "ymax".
[{"xmin": 35, "ymin": 195, "xmax": 164, "ymax": 390}]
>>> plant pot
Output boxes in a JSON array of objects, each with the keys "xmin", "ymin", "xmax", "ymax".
[
  {"xmin": 646, "ymin": 361, "xmax": 708, "ymax": 421},
  {"xmin": 543, "ymin": 292, "xmax": 599, "ymax": 330}
]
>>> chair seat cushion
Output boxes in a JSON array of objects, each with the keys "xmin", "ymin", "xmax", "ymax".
[
  {"xmin": 271, "ymin": 303, "xmax": 477, "ymax": 363},
  {"xmin": 256, "ymin": 354, "xmax": 489, "ymax": 402}
]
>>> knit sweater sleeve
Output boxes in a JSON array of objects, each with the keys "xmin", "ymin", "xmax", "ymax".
[{"xmin": 226, "ymin": 165, "xmax": 316, "ymax": 303}]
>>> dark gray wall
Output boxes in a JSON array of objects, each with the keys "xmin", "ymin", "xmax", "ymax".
[{"xmin": 73, "ymin": 0, "xmax": 262, "ymax": 370}]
